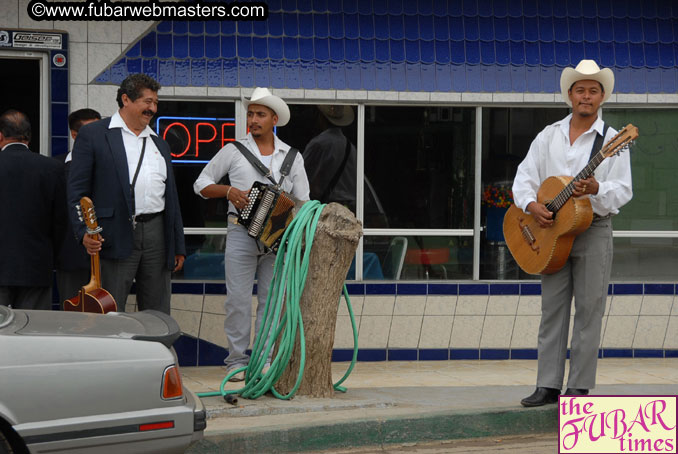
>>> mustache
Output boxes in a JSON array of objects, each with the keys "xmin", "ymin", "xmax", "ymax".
[{"xmin": 142, "ymin": 110, "xmax": 154, "ymax": 117}]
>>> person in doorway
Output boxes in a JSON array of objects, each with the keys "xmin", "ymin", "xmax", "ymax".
[
  {"xmin": 512, "ymin": 60, "xmax": 633, "ymax": 406},
  {"xmin": 0, "ymin": 109, "xmax": 67, "ymax": 309},
  {"xmin": 193, "ymin": 87, "xmax": 309, "ymax": 381},
  {"xmin": 68, "ymin": 74, "xmax": 185, "ymax": 314},
  {"xmin": 55, "ymin": 108, "xmax": 101, "ymax": 303}
]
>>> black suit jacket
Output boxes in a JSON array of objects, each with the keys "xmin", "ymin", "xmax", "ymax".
[
  {"xmin": 67, "ymin": 118, "xmax": 186, "ymax": 269},
  {"xmin": 0, "ymin": 143, "xmax": 67, "ymax": 286},
  {"xmin": 54, "ymin": 155, "xmax": 90, "ymax": 271}
]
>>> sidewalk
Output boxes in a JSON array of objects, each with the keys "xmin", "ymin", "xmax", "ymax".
[{"xmin": 183, "ymin": 358, "xmax": 678, "ymax": 453}]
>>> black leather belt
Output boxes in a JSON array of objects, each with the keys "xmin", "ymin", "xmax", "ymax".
[{"xmin": 135, "ymin": 211, "xmax": 163, "ymax": 222}]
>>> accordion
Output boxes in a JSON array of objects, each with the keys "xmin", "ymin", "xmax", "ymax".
[{"xmin": 237, "ymin": 181, "xmax": 295, "ymax": 251}]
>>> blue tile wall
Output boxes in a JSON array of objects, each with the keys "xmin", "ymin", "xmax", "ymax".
[{"xmin": 93, "ymin": 3, "xmax": 676, "ymax": 94}]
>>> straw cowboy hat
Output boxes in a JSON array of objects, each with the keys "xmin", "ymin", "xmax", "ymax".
[
  {"xmin": 560, "ymin": 60, "xmax": 614, "ymax": 107},
  {"xmin": 242, "ymin": 87, "xmax": 291, "ymax": 127},
  {"xmin": 318, "ymin": 105, "xmax": 355, "ymax": 127}
]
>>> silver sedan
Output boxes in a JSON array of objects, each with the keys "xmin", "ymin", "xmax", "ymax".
[{"xmin": 0, "ymin": 306, "xmax": 205, "ymax": 453}]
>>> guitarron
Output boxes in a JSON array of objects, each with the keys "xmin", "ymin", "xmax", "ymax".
[
  {"xmin": 63, "ymin": 197, "xmax": 117, "ymax": 314},
  {"xmin": 503, "ymin": 124, "xmax": 638, "ymax": 275}
]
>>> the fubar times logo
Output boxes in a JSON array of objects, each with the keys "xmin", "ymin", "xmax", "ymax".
[{"xmin": 559, "ymin": 396, "xmax": 677, "ymax": 453}]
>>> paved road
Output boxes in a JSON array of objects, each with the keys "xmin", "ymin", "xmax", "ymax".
[{"xmin": 312, "ymin": 434, "xmax": 559, "ymax": 453}]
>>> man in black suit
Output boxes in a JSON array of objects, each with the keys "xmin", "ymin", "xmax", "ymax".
[
  {"xmin": 68, "ymin": 74, "xmax": 185, "ymax": 314},
  {"xmin": 55, "ymin": 108, "xmax": 101, "ymax": 303},
  {"xmin": 0, "ymin": 110, "xmax": 67, "ymax": 309}
]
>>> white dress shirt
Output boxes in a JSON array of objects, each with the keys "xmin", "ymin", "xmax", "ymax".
[
  {"xmin": 109, "ymin": 111, "xmax": 167, "ymax": 215},
  {"xmin": 512, "ymin": 114, "xmax": 633, "ymax": 217},
  {"xmin": 193, "ymin": 133, "xmax": 310, "ymax": 210}
]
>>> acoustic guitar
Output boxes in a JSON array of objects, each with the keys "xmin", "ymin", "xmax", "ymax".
[
  {"xmin": 63, "ymin": 197, "xmax": 117, "ymax": 314},
  {"xmin": 503, "ymin": 124, "xmax": 638, "ymax": 275}
]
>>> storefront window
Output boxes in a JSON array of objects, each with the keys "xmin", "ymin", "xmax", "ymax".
[
  {"xmin": 364, "ymin": 106, "xmax": 476, "ymax": 230},
  {"xmin": 154, "ymin": 100, "xmax": 235, "ymax": 233},
  {"xmin": 602, "ymin": 109, "xmax": 678, "ymax": 231},
  {"xmin": 362, "ymin": 235, "xmax": 473, "ymax": 281}
]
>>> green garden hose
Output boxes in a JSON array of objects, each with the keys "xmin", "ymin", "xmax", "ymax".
[{"xmin": 196, "ymin": 200, "xmax": 359, "ymax": 401}]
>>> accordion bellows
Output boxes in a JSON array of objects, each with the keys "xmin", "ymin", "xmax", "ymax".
[{"xmin": 238, "ymin": 181, "xmax": 295, "ymax": 250}]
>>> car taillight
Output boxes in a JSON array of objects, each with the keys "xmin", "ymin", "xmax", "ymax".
[
  {"xmin": 162, "ymin": 365, "xmax": 183, "ymax": 400},
  {"xmin": 140, "ymin": 421, "xmax": 174, "ymax": 431}
]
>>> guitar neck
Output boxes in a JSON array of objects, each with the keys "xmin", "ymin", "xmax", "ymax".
[
  {"xmin": 91, "ymin": 251, "xmax": 103, "ymax": 288},
  {"xmin": 545, "ymin": 150, "xmax": 607, "ymax": 213}
]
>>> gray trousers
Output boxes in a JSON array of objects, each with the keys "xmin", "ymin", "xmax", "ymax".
[
  {"xmin": 101, "ymin": 214, "xmax": 171, "ymax": 314},
  {"xmin": 537, "ymin": 216, "xmax": 613, "ymax": 390},
  {"xmin": 0, "ymin": 286, "xmax": 51, "ymax": 310},
  {"xmin": 223, "ymin": 217, "xmax": 276, "ymax": 368}
]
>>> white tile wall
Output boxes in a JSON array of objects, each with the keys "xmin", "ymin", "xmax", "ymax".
[
  {"xmin": 175, "ymin": 87, "xmax": 208, "ymax": 97},
  {"xmin": 87, "ymin": 43, "xmax": 122, "ymax": 82},
  {"xmin": 171, "ymin": 294, "xmax": 204, "ymax": 312},
  {"xmin": 602, "ymin": 316, "xmax": 639, "ymax": 348},
  {"xmin": 0, "ymin": 1, "xmax": 19, "ymax": 28},
  {"xmin": 69, "ymin": 42, "xmax": 88, "ymax": 85},
  {"xmin": 516, "ymin": 295, "xmax": 541, "ymax": 315},
  {"xmin": 171, "ymin": 308, "xmax": 201, "ymax": 337},
  {"xmin": 449, "ymin": 315, "xmax": 484, "ymax": 348},
  {"xmin": 203, "ymin": 294, "xmax": 225, "ymax": 315},
  {"xmin": 55, "ymin": 21, "xmax": 88, "ymax": 43},
  {"xmin": 69, "ymin": 84, "xmax": 88, "ymax": 111},
  {"xmin": 88, "ymin": 21, "xmax": 121, "ymax": 44},
  {"xmin": 86, "ymin": 84, "xmax": 118, "ymax": 118},
  {"xmin": 486, "ymin": 295, "xmax": 519, "ymax": 315},
  {"xmin": 640, "ymin": 295, "xmax": 674, "ymax": 315},
  {"xmin": 632, "ymin": 316, "xmax": 669, "ymax": 349},
  {"xmin": 663, "ymin": 316, "xmax": 678, "ymax": 348},
  {"xmin": 609, "ymin": 295, "xmax": 642, "ymax": 315},
  {"xmin": 419, "ymin": 316, "xmax": 453, "ymax": 348},
  {"xmin": 510, "ymin": 316, "xmax": 540, "ymax": 349},
  {"xmin": 424, "ymin": 295, "xmax": 456, "ymax": 316},
  {"xmin": 357, "ymin": 315, "xmax": 391, "ymax": 348},
  {"xmin": 389, "ymin": 315, "xmax": 423, "ymax": 348},
  {"xmin": 200, "ymin": 313, "xmax": 227, "ymax": 348},
  {"xmin": 455, "ymin": 295, "xmax": 488, "ymax": 315},
  {"xmin": 334, "ymin": 315, "xmax": 358, "ymax": 348},
  {"xmin": 480, "ymin": 316, "xmax": 515, "ymax": 348},
  {"xmin": 362, "ymin": 295, "xmax": 395, "ymax": 315},
  {"xmin": 393, "ymin": 295, "xmax": 426, "ymax": 315},
  {"xmin": 338, "ymin": 295, "xmax": 363, "ymax": 316},
  {"xmin": 19, "ymin": 0, "xmax": 52, "ymax": 29}
]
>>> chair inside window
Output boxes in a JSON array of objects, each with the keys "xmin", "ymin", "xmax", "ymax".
[{"xmin": 382, "ymin": 236, "xmax": 408, "ymax": 280}]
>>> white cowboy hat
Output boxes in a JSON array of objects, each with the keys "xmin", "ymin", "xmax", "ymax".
[
  {"xmin": 560, "ymin": 60, "xmax": 614, "ymax": 107},
  {"xmin": 318, "ymin": 105, "xmax": 354, "ymax": 127},
  {"xmin": 242, "ymin": 87, "xmax": 290, "ymax": 127}
]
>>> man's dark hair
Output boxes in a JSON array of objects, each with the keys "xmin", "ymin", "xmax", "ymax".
[
  {"xmin": 0, "ymin": 109, "xmax": 31, "ymax": 142},
  {"xmin": 68, "ymin": 108, "xmax": 101, "ymax": 133},
  {"xmin": 116, "ymin": 73, "xmax": 161, "ymax": 108}
]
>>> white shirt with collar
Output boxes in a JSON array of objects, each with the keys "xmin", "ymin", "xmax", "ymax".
[
  {"xmin": 193, "ymin": 133, "xmax": 310, "ymax": 210},
  {"xmin": 109, "ymin": 111, "xmax": 167, "ymax": 215},
  {"xmin": 512, "ymin": 114, "xmax": 633, "ymax": 217}
]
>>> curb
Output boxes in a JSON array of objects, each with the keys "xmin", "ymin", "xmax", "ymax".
[{"xmin": 187, "ymin": 405, "xmax": 558, "ymax": 453}]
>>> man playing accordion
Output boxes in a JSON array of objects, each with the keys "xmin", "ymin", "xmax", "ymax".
[{"xmin": 193, "ymin": 88, "xmax": 309, "ymax": 381}]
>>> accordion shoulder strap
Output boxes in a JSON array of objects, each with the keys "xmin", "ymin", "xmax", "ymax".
[
  {"xmin": 232, "ymin": 141, "xmax": 298, "ymax": 187},
  {"xmin": 233, "ymin": 141, "xmax": 277, "ymax": 185}
]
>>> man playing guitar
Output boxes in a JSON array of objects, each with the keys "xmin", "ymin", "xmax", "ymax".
[{"xmin": 512, "ymin": 60, "xmax": 633, "ymax": 407}]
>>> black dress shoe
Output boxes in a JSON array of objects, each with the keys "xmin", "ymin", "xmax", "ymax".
[
  {"xmin": 520, "ymin": 387, "xmax": 561, "ymax": 407},
  {"xmin": 564, "ymin": 388, "xmax": 589, "ymax": 395}
]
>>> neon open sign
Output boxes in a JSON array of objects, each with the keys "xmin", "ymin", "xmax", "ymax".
[{"xmin": 155, "ymin": 116, "xmax": 236, "ymax": 163}]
